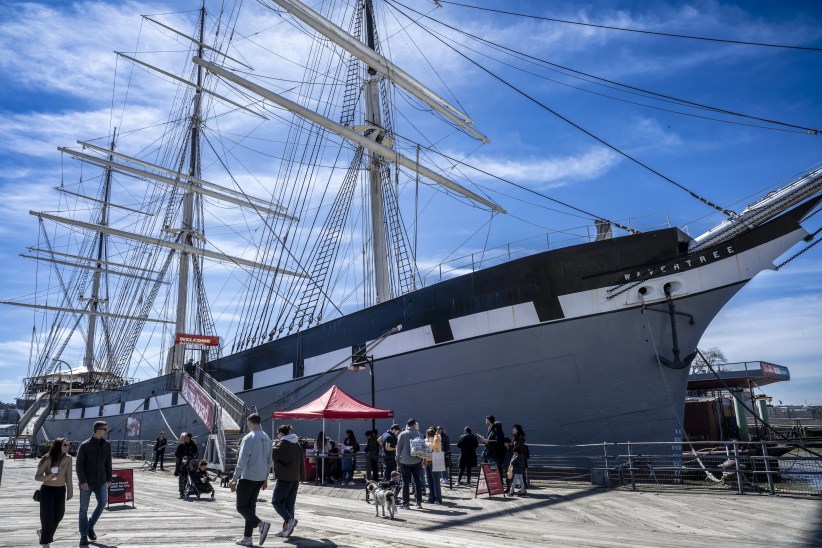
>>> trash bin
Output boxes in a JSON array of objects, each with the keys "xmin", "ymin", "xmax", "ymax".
[{"xmin": 304, "ymin": 457, "xmax": 316, "ymax": 482}]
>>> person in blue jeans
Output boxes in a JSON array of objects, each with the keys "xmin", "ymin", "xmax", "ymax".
[
  {"xmin": 76, "ymin": 421, "xmax": 112, "ymax": 546},
  {"xmin": 271, "ymin": 424, "xmax": 306, "ymax": 538}
]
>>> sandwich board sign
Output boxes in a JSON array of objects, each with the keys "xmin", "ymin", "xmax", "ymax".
[
  {"xmin": 108, "ymin": 468, "xmax": 135, "ymax": 508},
  {"xmin": 475, "ymin": 463, "xmax": 505, "ymax": 498}
]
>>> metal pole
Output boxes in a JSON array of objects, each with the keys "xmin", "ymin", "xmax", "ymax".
[
  {"xmin": 602, "ymin": 442, "xmax": 609, "ymax": 470},
  {"xmin": 627, "ymin": 442, "xmax": 636, "ymax": 491},
  {"xmin": 732, "ymin": 439, "xmax": 744, "ymax": 495},
  {"xmin": 760, "ymin": 440, "xmax": 775, "ymax": 495},
  {"xmin": 369, "ymin": 357, "xmax": 376, "ymax": 433}
]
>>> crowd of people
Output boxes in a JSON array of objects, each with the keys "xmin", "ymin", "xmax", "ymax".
[{"xmin": 31, "ymin": 413, "xmax": 528, "ymax": 546}]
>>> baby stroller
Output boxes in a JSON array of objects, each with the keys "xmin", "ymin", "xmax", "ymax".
[{"xmin": 183, "ymin": 458, "xmax": 216, "ymax": 500}]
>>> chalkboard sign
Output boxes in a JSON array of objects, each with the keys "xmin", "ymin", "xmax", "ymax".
[{"xmin": 475, "ymin": 463, "xmax": 505, "ymax": 497}]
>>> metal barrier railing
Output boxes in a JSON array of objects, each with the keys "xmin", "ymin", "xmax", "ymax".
[{"xmin": 505, "ymin": 440, "xmax": 822, "ymax": 496}]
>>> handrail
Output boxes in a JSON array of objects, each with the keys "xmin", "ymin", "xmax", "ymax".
[
  {"xmin": 27, "ymin": 400, "xmax": 53, "ymax": 439},
  {"xmin": 15, "ymin": 392, "xmax": 49, "ymax": 437},
  {"xmin": 216, "ymin": 408, "xmax": 227, "ymax": 471}
]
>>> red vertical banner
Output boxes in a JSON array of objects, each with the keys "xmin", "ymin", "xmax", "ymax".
[
  {"xmin": 108, "ymin": 468, "xmax": 135, "ymax": 507},
  {"xmin": 475, "ymin": 463, "xmax": 505, "ymax": 497},
  {"xmin": 180, "ymin": 373, "xmax": 215, "ymax": 431}
]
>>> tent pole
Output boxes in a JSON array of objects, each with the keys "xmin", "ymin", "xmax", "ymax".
[{"xmin": 322, "ymin": 418, "xmax": 326, "ymax": 485}]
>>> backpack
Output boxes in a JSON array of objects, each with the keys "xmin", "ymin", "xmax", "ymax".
[{"xmin": 409, "ymin": 436, "xmax": 429, "ymax": 459}]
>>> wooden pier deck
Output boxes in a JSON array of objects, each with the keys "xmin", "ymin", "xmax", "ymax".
[{"xmin": 1, "ymin": 458, "xmax": 820, "ymax": 547}]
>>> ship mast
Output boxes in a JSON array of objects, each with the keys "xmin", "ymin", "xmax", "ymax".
[
  {"xmin": 169, "ymin": 3, "xmax": 206, "ymax": 373},
  {"xmin": 81, "ymin": 130, "xmax": 116, "ymax": 374},
  {"xmin": 363, "ymin": 0, "xmax": 390, "ymax": 304}
]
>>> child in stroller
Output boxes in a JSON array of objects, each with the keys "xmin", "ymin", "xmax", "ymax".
[{"xmin": 184, "ymin": 459, "xmax": 216, "ymax": 500}]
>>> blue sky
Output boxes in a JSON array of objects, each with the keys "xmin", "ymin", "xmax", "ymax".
[{"xmin": 0, "ymin": 0, "xmax": 820, "ymax": 405}]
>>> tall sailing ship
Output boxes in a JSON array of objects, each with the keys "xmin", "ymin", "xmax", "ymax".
[{"xmin": 3, "ymin": 0, "xmax": 821, "ymax": 463}]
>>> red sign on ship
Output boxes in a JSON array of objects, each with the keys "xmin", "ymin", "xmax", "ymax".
[{"xmin": 175, "ymin": 333, "xmax": 220, "ymax": 346}]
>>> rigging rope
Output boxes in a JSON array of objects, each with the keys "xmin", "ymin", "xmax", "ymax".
[
  {"xmin": 388, "ymin": 1, "xmax": 738, "ymax": 218},
  {"xmin": 397, "ymin": 1, "xmax": 822, "ymax": 135},
  {"xmin": 439, "ymin": 1, "xmax": 822, "ymax": 53},
  {"xmin": 774, "ymin": 225, "xmax": 822, "ymax": 271}
]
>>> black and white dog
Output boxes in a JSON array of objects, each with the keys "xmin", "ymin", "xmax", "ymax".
[
  {"xmin": 364, "ymin": 480, "xmax": 379, "ymax": 504},
  {"xmin": 373, "ymin": 485, "xmax": 397, "ymax": 519}
]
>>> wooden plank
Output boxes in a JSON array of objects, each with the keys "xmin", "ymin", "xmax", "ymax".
[{"xmin": 0, "ymin": 458, "xmax": 819, "ymax": 547}]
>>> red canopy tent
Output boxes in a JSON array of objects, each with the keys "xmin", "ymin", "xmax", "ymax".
[
  {"xmin": 272, "ymin": 385, "xmax": 394, "ymax": 483},
  {"xmin": 272, "ymin": 385, "xmax": 394, "ymax": 420}
]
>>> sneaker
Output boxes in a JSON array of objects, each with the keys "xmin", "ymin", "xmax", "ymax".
[
  {"xmin": 399, "ymin": 504, "xmax": 410, "ymax": 510},
  {"xmin": 235, "ymin": 538, "xmax": 253, "ymax": 546},
  {"xmin": 258, "ymin": 521, "xmax": 271, "ymax": 545},
  {"xmin": 284, "ymin": 518, "xmax": 298, "ymax": 537},
  {"xmin": 88, "ymin": 528, "xmax": 97, "ymax": 541},
  {"xmin": 348, "ymin": 481, "xmax": 356, "ymax": 486},
  {"xmin": 416, "ymin": 502, "xmax": 423, "ymax": 508},
  {"xmin": 274, "ymin": 530, "xmax": 287, "ymax": 538},
  {"xmin": 79, "ymin": 537, "xmax": 89, "ymax": 547}
]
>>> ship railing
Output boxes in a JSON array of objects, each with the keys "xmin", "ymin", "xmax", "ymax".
[
  {"xmin": 491, "ymin": 440, "xmax": 822, "ymax": 497},
  {"xmin": 417, "ymin": 215, "xmax": 673, "ymax": 286}
]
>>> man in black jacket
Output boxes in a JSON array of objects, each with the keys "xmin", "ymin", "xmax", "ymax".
[
  {"xmin": 480, "ymin": 415, "xmax": 506, "ymax": 481},
  {"xmin": 271, "ymin": 424, "xmax": 305, "ymax": 538},
  {"xmin": 76, "ymin": 420, "xmax": 112, "ymax": 546},
  {"xmin": 150, "ymin": 431, "xmax": 168, "ymax": 471},
  {"xmin": 174, "ymin": 432, "xmax": 198, "ymax": 498}
]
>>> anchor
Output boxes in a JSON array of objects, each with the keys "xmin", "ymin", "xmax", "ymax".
[{"xmin": 644, "ymin": 283, "xmax": 697, "ymax": 370}]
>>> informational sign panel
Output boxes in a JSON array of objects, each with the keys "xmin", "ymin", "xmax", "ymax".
[
  {"xmin": 126, "ymin": 416, "xmax": 142, "ymax": 438},
  {"xmin": 14, "ymin": 447, "xmax": 26, "ymax": 460},
  {"xmin": 475, "ymin": 463, "xmax": 505, "ymax": 497},
  {"xmin": 175, "ymin": 333, "xmax": 220, "ymax": 346},
  {"xmin": 108, "ymin": 468, "xmax": 135, "ymax": 507},
  {"xmin": 180, "ymin": 373, "xmax": 215, "ymax": 431}
]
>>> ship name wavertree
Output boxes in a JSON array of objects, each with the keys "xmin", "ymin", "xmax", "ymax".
[{"xmin": 622, "ymin": 245, "xmax": 735, "ymax": 281}]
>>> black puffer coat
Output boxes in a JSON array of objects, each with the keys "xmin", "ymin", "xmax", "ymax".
[{"xmin": 457, "ymin": 433, "xmax": 479, "ymax": 468}]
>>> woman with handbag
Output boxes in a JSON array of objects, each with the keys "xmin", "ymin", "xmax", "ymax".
[
  {"xmin": 35, "ymin": 438, "xmax": 73, "ymax": 547},
  {"xmin": 423, "ymin": 427, "xmax": 443, "ymax": 504}
]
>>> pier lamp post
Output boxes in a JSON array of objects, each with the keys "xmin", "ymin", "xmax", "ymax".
[{"xmin": 347, "ymin": 354, "xmax": 375, "ymax": 431}]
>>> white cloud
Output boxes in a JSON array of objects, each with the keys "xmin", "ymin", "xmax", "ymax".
[{"xmin": 464, "ymin": 147, "xmax": 620, "ymax": 188}]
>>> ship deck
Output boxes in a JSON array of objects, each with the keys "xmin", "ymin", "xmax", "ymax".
[{"xmin": 1, "ymin": 458, "xmax": 820, "ymax": 547}]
